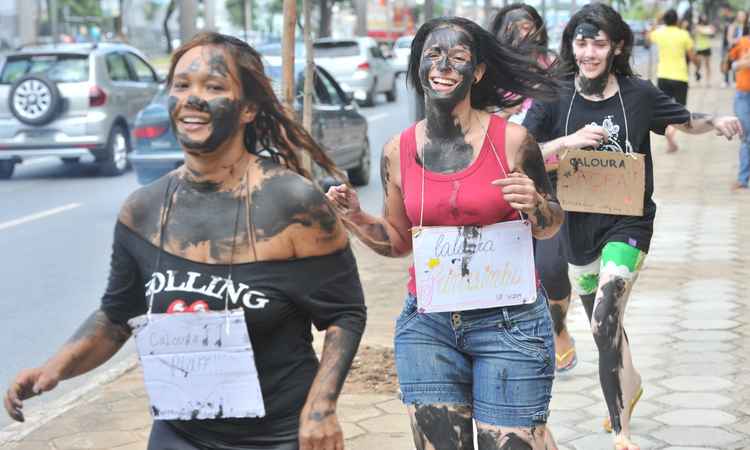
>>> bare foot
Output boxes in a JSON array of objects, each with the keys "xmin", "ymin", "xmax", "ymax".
[
  {"xmin": 666, "ymin": 142, "xmax": 679, "ymax": 153},
  {"xmin": 614, "ymin": 434, "xmax": 641, "ymax": 450},
  {"xmin": 731, "ymin": 181, "xmax": 749, "ymax": 191}
]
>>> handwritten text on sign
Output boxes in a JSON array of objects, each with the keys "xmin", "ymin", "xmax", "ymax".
[
  {"xmin": 557, "ymin": 149, "xmax": 646, "ymax": 216},
  {"xmin": 412, "ymin": 221, "xmax": 537, "ymax": 313},
  {"xmin": 129, "ymin": 310, "xmax": 265, "ymax": 421}
]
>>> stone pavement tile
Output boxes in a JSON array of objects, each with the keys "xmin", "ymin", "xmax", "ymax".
[
  {"xmin": 338, "ymin": 404, "xmax": 383, "ymax": 423},
  {"xmin": 653, "ymin": 409, "xmax": 737, "ymax": 427},
  {"xmin": 651, "ymin": 426, "xmax": 743, "ymax": 447},
  {"xmin": 341, "ymin": 422, "xmax": 366, "ymax": 440},
  {"xmin": 338, "ymin": 393, "xmax": 395, "ymax": 406},
  {"xmin": 666, "ymin": 363, "xmax": 739, "ymax": 377},
  {"xmin": 374, "ymin": 398, "xmax": 407, "ymax": 415},
  {"xmin": 549, "ymin": 393, "xmax": 596, "ymax": 411},
  {"xmin": 548, "ymin": 424, "xmax": 578, "ymax": 442},
  {"xmin": 548, "ymin": 409, "xmax": 589, "ymax": 424},
  {"xmin": 583, "ymin": 400, "xmax": 660, "ymax": 421},
  {"xmin": 662, "ymin": 448, "xmax": 720, "ymax": 450},
  {"xmin": 345, "ymin": 432, "xmax": 413, "ymax": 448},
  {"xmin": 52, "ymin": 430, "xmax": 141, "ymax": 449},
  {"xmin": 654, "ymin": 392, "xmax": 733, "ymax": 409},
  {"xmin": 673, "ymin": 330, "xmax": 739, "ymax": 342},
  {"xmin": 552, "ymin": 376, "xmax": 598, "ymax": 393},
  {"xmin": 669, "ymin": 340, "xmax": 736, "ymax": 353},
  {"xmin": 678, "ymin": 319, "xmax": 740, "ymax": 330},
  {"xmin": 567, "ymin": 433, "xmax": 659, "ymax": 450},
  {"xmin": 659, "ymin": 376, "xmax": 735, "ymax": 392},
  {"xmin": 357, "ymin": 413, "xmax": 412, "ymax": 435},
  {"xmin": 669, "ymin": 349, "xmax": 738, "ymax": 364}
]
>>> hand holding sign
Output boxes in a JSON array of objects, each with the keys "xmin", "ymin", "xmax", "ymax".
[{"xmin": 565, "ymin": 124, "xmax": 609, "ymax": 150}]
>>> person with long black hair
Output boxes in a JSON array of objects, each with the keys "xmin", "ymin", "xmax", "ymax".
[
  {"xmin": 491, "ymin": 4, "xmax": 577, "ymax": 375},
  {"xmin": 523, "ymin": 4, "xmax": 741, "ymax": 450},
  {"xmin": 328, "ymin": 16, "xmax": 562, "ymax": 450},
  {"xmin": 4, "ymin": 32, "xmax": 366, "ymax": 450}
]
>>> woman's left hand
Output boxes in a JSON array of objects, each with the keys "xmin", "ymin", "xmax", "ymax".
[
  {"xmin": 299, "ymin": 407, "xmax": 344, "ymax": 450},
  {"xmin": 492, "ymin": 172, "xmax": 541, "ymax": 216},
  {"xmin": 714, "ymin": 116, "xmax": 744, "ymax": 140}
]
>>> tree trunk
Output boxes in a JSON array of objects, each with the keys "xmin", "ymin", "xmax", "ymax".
[
  {"xmin": 355, "ymin": 0, "xmax": 367, "ymax": 36},
  {"xmin": 281, "ymin": 0, "xmax": 297, "ymax": 113},
  {"xmin": 424, "ymin": 0, "xmax": 433, "ymax": 22},
  {"xmin": 319, "ymin": 0, "xmax": 331, "ymax": 37},
  {"xmin": 164, "ymin": 0, "xmax": 176, "ymax": 53}
]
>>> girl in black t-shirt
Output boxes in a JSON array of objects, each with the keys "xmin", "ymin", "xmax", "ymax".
[
  {"xmin": 4, "ymin": 32, "xmax": 366, "ymax": 450},
  {"xmin": 523, "ymin": 5, "xmax": 742, "ymax": 450}
]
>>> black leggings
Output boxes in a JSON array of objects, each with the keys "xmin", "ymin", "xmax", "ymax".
[
  {"xmin": 535, "ymin": 231, "xmax": 571, "ymax": 301},
  {"xmin": 148, "ymin": 421, "xmax": 299, "ymax": 450}
]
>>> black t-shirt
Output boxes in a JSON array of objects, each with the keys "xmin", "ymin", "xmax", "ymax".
[
  {"xmin": 101, "ymin": 222, "xmax": 366, "ymax": 448},
  {"xmin": 523, "ymin": 75, "xmax": 690, "ymax": 264}
]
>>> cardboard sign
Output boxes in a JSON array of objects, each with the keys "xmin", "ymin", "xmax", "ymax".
[
  {"xmin": 129, "ymin": 310, "xmax": 265, "ymax": 421},
  {"xmin": 557, "ymin": 149, "xmax": 645, "ymax": 216},
  {"xmin": 412, "ymin": 220, "xmax": 537, "ymax": 313}
]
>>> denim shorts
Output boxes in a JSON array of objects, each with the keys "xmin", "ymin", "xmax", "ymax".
[{"xmin": 394, "ymin": 291, "xmax": 555, "ymax": 428}]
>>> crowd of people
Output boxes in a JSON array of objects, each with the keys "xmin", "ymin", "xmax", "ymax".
[{"xmin": 3, "ymin": 3, "xmax": 745, "ymax": 450}]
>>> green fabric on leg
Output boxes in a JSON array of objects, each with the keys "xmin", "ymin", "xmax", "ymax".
[{"xmin": 600, "ymin": 242, "xmax": 646, "ymax": 276}]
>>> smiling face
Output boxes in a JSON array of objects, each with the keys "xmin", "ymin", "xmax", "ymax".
[
  {"xmin": 418, "ymin": 26, "xmax": 480, "ymax": 109},
  {"xmin": 168, "ymin": 45, "xmax": 254, "ymax": 155},
  {"xmin": 572, "ymin": 28, "xmax": 616, "ymax": 80}
]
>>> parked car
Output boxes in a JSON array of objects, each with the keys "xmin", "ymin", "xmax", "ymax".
[
  {"xmin": 0, "ymin": 42, "xmax": 161, "ymax": 179},
  {"xmin": 391, "ymin": 35, "xmax": 414, "ymax": 75},
  {"xmin": 312, "ymin": 37, "xmax": 397, "ymax": 107},
  {"xmin": 129, "ymin": 63, "xmax": 371, "ymax": 186}
]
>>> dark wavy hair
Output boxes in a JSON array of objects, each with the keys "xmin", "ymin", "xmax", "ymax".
[
  {"xmin": 167, "ymin": 32, "xmax": 344, "ymax": 182},
  {"xmin": 490, "ymin": 3, "xmax": 549, "ymax": 49},
  {"xmin": 406, "ymin": 16, "xmax": 557, "ymax": 109},
  {"xmin": 556, "ymin": 3, "xmax": 635, "ymax": 78}
]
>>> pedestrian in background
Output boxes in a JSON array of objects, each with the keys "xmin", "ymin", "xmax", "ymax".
[
  {"xmin": 694, "ymin": 14, "xmax": 717, "ymax": 86},
  {"xmin": 491, "ymin": 4, "xmax": 578, "ymax": 375},
  {"xmin": 727, "ymin": 25, "xmax": 750, "ymax": 190},
  {"xmin": 723, "ymin": 10, "xmax": 748, "ymax": 87},
  {"xmin": 649, "ymin": 9, "xmax": 698, "ymax": 153},
  {"xmin": 4, "ymin": 32, "xmax": 367, "ymax": 450},
  {"xmin": 328, "ymin": 16, "xmax": 564, "ymax": 449},
  {"xmin": 524, "ymin": 4, "xmax": 742, "ymax": 449}
]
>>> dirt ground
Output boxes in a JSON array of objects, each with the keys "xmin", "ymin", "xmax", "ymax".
[{"xmin": 342, "ymin": 345, "xmax": 399, "ymax": 395}]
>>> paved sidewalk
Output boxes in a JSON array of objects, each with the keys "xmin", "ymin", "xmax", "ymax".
[{"xmin": 3, "ymin": 82, "xmax": 750, "ymax": 449}]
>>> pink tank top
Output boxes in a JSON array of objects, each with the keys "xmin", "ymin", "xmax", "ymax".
[{"xmin": 400, "ymin": 114, "xmax": 519, "ymax": 295}]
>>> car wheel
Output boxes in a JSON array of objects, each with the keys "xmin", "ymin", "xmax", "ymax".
[
  {"xmin": 385, "ymin": 79, "xmax": 397, "ymax": 103},
  {"xmin": 0, "ymin": 161, "xmax": 15, "ymax": 180},
  {"xmin": 347, "ymin": 138, "xmax": 371, "ymax": 186},
  {"xmin": 8, "ymin": 74, "xmax": 62, "ymax": 126},
  {"xmin": 61, "ymin": 157, "xmax": 80, "ymax": 165},
  {"xmin": 358, "ymin": 79, "xmax": 377, "ymax": 107},
  {"xmin": 99, "ymin": 124, "xmax": 130, "ymax": 176}
]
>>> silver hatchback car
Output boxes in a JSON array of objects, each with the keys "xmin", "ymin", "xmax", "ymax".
[{"xmin": 0, "ymin": 42, "xmax": 161, "ymax": 179}]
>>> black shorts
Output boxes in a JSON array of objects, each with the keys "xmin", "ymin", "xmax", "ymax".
[
  {"xmin": 148, "ymin": 421, "xmax": 299, "ymax": 450},
  {"xmin": 535, "ymin": 231, "xmax": 571, "ymax": 301},
  {"xmin": 697, "ymin": 48, "xmax": 712, "ymax": 57},
  {"xmin": 657, "ymin": 78, "xmax": 688, "ymax": 106}
]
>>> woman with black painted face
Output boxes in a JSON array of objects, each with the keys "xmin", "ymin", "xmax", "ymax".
[
  {"xmin": 491, "ymin": 4, "xmax": 578, "ymax": 376},
  {"xmin": 523, "ymin": 5, "xmax": 742, "ymax": 450},
  {"xmin": 327, "ymin": 17, "xmax": 563, "ymax": 450},
  {"xmin": 4, "ymin": 32, "xmax": 366, "ymax": 450}
]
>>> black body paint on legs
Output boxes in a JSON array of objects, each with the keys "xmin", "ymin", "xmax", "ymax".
[
  {"xmin": 549, "ymin": 303, "xmax": 566, "ymax": 335},
  {"xmin": 477, "ymin": 430, "xmax": 532, "ymax": 450},
  {"xmin": 419, "ymin": 27, "xmax": 477, "ymax": 174},
  {"xmin": 593, "ymin": 277, "xmax": 628, "ymax": 434},
  {"xmin": 410, "ymin": 419, "xmax": 427, "ymax": 450},
  {"xmin": 168, "ymin": 95, "xmax": 241, "ymax": 153},
  {"xmin": 581, "ymin": 293, "xmax": 595, "ymax": 322},
  {"xmin": 413, "ymin": 405, "xmax": 474, "ymax": 450}
]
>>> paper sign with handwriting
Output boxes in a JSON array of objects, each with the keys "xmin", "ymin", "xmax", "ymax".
[
  {"xmin": 557, "ymin": 149, "xmax": 645, "ymax": 216},
  {"xmin": 129, "ymin": 310, "xmax": 265, "ymax": 421},
  {"xmin": 412, "ymin": 220, "xmax": 537, "ymax": 313}
]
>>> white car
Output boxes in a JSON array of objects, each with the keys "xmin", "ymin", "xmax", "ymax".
[
  {"xmin": 313, "ymin": 37, "xmax": 397, "ymax": 107},
  {"xmin": 392, "ymin": 35, "xmax": 414, "ymax": 75}
]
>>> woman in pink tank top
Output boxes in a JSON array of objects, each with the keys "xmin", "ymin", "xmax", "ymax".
[{"xmin": 327, "ymin": 17, "xmax": 563, "ymax": 450}]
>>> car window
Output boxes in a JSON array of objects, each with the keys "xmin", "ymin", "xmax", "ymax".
[
  {"xmin": 313, "ymin": 41, "xmax": 360, "ymax": 57},
  {"xmin": 0, "ymin": 54, "xmax": 88, "ymax": 84},
  {"xmin": 370, "ymin": 46, "xmax": 385, "ymax": 59},
  {"xmin": 315, "ymin": 69, "xmax": 344, "ymax": 106},
  {"xmin": 395, "ymin": 38, "xmax": 413, "ymax": 49},
  {"xmin": 106, "ymin": 53, "xmax": 132, "ymax": 82},
  {"xmin": 124, "ymin": 52, "xmax": 156, "ymax": 82}
]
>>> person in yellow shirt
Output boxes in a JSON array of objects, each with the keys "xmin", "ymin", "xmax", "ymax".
[
  {"xmin": 649, "ymin": 9, "xmax": 698, "ymax": 152},
  {"xmin": 694, "ymin": 14, "xmax": 717, "ymax": 86},
  {"xmin": 727, "ymin": 31, "xmax": 750, "ymax": 189}
]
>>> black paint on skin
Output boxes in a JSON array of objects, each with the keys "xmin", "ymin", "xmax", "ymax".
[
  {"xmin": 413, "ymin": 405, "xmax": 474, "ymax": 450},
  {"xmin": 168, "ymin": 94, "xmax": 242, "ymax": 154},
  {"xmin": 360, "ymin": 223, "xmax": 392, "ymax": 256},
  {"xmin": 549, "ymin": 303, "xmax": 566, "ymax": 335},
  {"xmin": 593, "ymin": 277, "xmax": 628, "ymax": 434},
  {"xmin": 380, "ymin": 152, "xmax": 391, "ymax": 197},
  {"xmin": 500, "ymin": 10, "xmax": 534, "ymax": 45},
  {"xmin": 581, "ymin": 293, "xmax": 596, "ymax": 322},
  {"xmin": 460, "ymin": 226, "xmax": 481, "ymax": 277},
  {"xmin": 207, "ymin": 50, "xmax": 230, "ymax": 78},
  {"xmin": 410, "ymin": 420, "xmax": 427, "ymax": 450},
  {"xmin": 477, "ymin": 430, "xmax": 533, "ymax": 450},
  {"xmin": 250, "ymin": 173, "xmax": 338, "ymax": 242},
  {"xmin": 577, "ymin": 49, "xmax": 615, "ymax": 98},
  {"xmin": 419, "ymin": 26, "xmax": 477, "ymax": 174}
]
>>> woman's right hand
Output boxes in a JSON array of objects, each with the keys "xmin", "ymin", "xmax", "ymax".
[
  {"xmin": 564, "ymin": 124, "xmax": 609, "ymax": 150},
  {"xmin": 326, "ymin": 184, "xmax": 362, "ymax": 219},
  {"xmin": 4, "ymin": 367, "xmax": 59, "ymax": 422}
]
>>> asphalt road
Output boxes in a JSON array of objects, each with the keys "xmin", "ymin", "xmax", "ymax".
[{"xmin": 0, "ymin": 45, "xmax": 652, "ymax": 429}]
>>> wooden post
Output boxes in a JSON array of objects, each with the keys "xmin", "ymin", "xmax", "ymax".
[
  {"xmin": 302, "ymin": 0, "xmax": 314, "ymax": 133},
  {"xmin": 281, "ymin": 0, "xmax": 297, "ymax": 114}
]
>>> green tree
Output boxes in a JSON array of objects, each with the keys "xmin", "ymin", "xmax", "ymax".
[{"xmin": 60, "ymin": 0, "xmax": 102, "ymax": 17}]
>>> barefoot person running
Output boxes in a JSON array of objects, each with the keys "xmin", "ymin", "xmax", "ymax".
[
  {"xmin": 491, "ymin": 4, "xmax": 578, "ymax": 374},
  {"xmin": 328, "ymin": 17, "xmax": 563, "ymax": 450},
  {"xmin": 4, "ymin": 32, "xmax": 366, "ymax": 450},
  {"xmin": 523, "ymin": 5, "xmax": 742, "ymax": 450}
]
